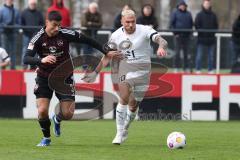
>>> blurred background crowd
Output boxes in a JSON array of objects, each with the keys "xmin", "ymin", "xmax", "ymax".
[{"xmin": 0, "ymin": 0, "xmax": 240, "ymax": 74}]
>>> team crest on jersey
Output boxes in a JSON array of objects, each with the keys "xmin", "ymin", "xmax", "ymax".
[
  {"xmin": 119, "ymin": 39, "xmax": 132, "ymax": 50},
  {"xmin": 57, "ymin": 40, "xmax": 63, "ymax": 46},
  {"xmin": 49, "ymin": 46, "xmax": 57, "ymax": 53},
  {"xmin": 34, "ymin": 84, "xmax": 39, "ymax": 92},
  {"xmin": 42, "ymin": 43, "xmax": 47, "ymax": 47},
  {"xmin": 27, "ymin": 43, "xmax": 34, "ymax": 50}
]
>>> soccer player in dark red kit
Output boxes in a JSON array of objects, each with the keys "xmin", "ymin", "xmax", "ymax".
[{"xmin": 24, "ymin": 11, "xmax": 120, "ymax": 146}]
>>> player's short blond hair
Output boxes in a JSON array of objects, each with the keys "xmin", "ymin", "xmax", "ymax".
[{"xmin": 121, "ymin": 9, "xmax": 136, "ymax": 17}]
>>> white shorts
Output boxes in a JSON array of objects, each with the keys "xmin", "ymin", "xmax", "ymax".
[{"xmin": 116, "ymin": 60, "xmax": 151, "ymax": 101}]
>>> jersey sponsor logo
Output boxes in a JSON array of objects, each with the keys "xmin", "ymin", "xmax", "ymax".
[
  {"xmin": 51, "ymin": 51, "xmax": 64, "ymax": 57},
  {"xmin": 42, "ymin": 43, "xmax": 47, "ymax": 47},
  {"xmin": 27, "ymin": 43, "xmax": 34, "ymax": 50},
  {"xmin": 57, "ymin": 40, "xmax": 63, "ymax": 46},
  {"xmin": 49, "ymin": 46, "xmax": 57, "ymax": 53}
]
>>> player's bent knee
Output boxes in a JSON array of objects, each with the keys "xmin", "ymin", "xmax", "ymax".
[
  {"xmin": 62, "ymin": 112, "xmax": 73, "ymax": 120},
  {"xmin": 129, "ymin": 105, "xmax": 138, "ymax": 112},
  {"xmin": 38, "ymin": 107, "xmax": 49, "ymax": 118}
]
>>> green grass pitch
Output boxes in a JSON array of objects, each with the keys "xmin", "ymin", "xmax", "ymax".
[{"xmin": 0, "ymin": 119, "xmax": 239, "ymax": 160}]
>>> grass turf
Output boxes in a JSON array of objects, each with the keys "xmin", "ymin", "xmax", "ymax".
[{"xmin": 0, "ymin": 119, "xmax": 239, "ymax": 160}]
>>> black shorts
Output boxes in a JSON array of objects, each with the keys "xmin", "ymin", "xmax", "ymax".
[{"xmin": 34, "ymin": 75, "xmax": 75, "ymax": 101}]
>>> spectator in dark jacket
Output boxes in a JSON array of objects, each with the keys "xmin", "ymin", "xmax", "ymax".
[
  {"xmin": 170, "ymin": 0, "xmax": 193, "ymax": 72},
  {"xmin": 81, "ymin": 2, "xmax": 102, "ymax": 37},
  {"xmin": 137, "ymin": 4, "xmax": 158, "ymax": 30},
  {"xmin": 81, "ymin": 2, "xmax": 102, "ymax": 55},
  {"xmin": 231, "ymin": 15, "xmax": 240, "ymax": 65},
  {"xmin": 0, "ymin": 0, "xmax": 21, "ymax": 69},
  {"xmin": 195, "ymin": 0, "xmax": 218, "ymax": 74},
  {"xmin": 113, "ymin": 4, "xmax": 131, "ymax": 31},
  {"xmin": 137, "ymin": 4, "xmax": 159, "ymax": 55},
  {"xmin": 21, "ymin": 0, "xmax": 44, "ymax": 69}
]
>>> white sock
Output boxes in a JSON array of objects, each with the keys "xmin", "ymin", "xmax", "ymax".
[
  {"xmin": 54, "ymin": 115, "xmax": 60, "ymax": 124},
  {"xmin": 124, "ymin": 107, "xmax": 138, "ymax": 130},
  {"xmin": 116, "ymin": 103, "xmax": 127, "ymax": 133}
]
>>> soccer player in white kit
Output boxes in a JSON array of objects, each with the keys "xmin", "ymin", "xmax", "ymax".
[{"xmin": 82, "ymin": 9, "xmax": 168, "ymax": 145}]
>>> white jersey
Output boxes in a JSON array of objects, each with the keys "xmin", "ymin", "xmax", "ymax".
[
  {"xmin": 0, "ymin": 48, "xmax": 10, "ymax": 64},
  {"xmin": 109, "ymin": 24, "xmax": 157, "ymax": 64}
]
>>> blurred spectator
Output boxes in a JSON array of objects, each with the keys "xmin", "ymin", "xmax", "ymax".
[
  {"xmin": 170, "ymin": 0, "xmax": 193, "ymax": 73},
  {"xmin": 21, "ymin": 0, "xmax": 44, "ymax": 69},
  {"xmin": 0, "ymin": 0, "xmax": 21, "ymax": 69},
  {"xmin": 137, "ymin": 4, "xmax": 158, "ymax": 30},
  {"xmin": 0, "ymin": 47, "xmax": 10, "ymax": 69},
  {"xmin": 231, "ymin": 15, "xmax": 240, "ymax": 65},
  {"xmin": 113, "ymin": 4, "xmax": 131, "ymax": 31},
  {"xmin": 81, "ymin": 2, "xmax": 102, "ymax": 55},
  {"xmin": 47, "ymin": 0, "xmax": 71, "ymax": 27},
  {"xmin": 195, "ymin": 0, "xmax": 218, "ymax": 74},
  {"xmin": 137, "ymin": 4, "xmax": 158, "ymax": 56},
  {"xmin": 81, "ymin": 2, "xmax": 102, "ymax": 37}
]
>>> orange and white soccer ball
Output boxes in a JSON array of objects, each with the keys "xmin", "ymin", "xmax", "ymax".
[{"xmin": 167, "ymin": 132, "xmax": 186, "ymax": 149}]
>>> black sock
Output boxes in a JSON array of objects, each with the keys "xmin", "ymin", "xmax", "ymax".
[{"xmin": 38, "ymin": 118, "xmax": 51, "ymax": 138}]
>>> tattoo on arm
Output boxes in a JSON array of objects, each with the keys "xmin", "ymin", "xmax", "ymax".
[{"xmin": 154, "ymin": 34, "xmax": 168, "ymax": 50}]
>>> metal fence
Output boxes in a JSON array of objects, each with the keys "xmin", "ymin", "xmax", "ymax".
[{"xmin": 0, "ymin": 26, "xmax": 237, "ymax": 73}]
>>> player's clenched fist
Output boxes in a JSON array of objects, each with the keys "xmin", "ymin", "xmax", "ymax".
[
  {"xmin": 41, "ymin": 55, "xmax": 56, "ymax": 64},
  {"xmin": 106, "ymin": 51, "xmax": 124, "ymax": 60},
  {"xmin": 157, "ymin": 47, "xmax": 167, "ymax": 57},
  {"xmin": 82, "ymin": 71, "xmax": 98, "ymax": 83}
]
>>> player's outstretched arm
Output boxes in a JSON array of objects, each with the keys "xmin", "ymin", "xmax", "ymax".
[
  {"xmin": 66, "ymin": 30, "xmax": 123, "ymax": 59},
  {"xmin": 79, "ymin": 34, "xmax": 123, "ymax": 59},
  {"xmin": 153, "ymin": 34, "xmax": 168, "ymax": 57},
  {"xmin": 105, "ymin": 51, "xmax": 123, "ymax": 59},
  {"xmin": 66, "ymin": 30, "xmax": 107, "ymax": 55},
  {"xmin": 95, "ymin": 56, "xmax": 110, "ymax": 73},
  {"xmin": 79, "ymin": 33, "xmax": 108, "ymax": 55}
]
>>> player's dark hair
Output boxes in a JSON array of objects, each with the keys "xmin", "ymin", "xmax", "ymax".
[{"xmin": 48, "ymin": 11, "xmax": 62, "ymax": 21}]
